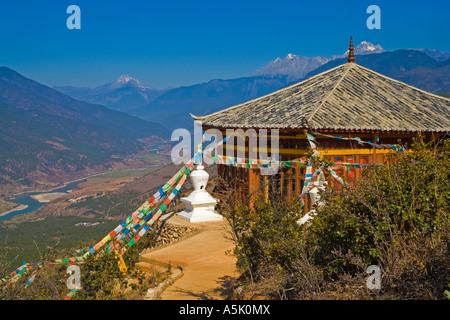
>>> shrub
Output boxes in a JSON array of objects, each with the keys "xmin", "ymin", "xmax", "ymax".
[
  {"xmin": 305, "ymin": 136, "xmax": 449, "ymax": 298},
  {"xmin": 223, "ymin": 135, "xmax": 449, "ymax": 300}
]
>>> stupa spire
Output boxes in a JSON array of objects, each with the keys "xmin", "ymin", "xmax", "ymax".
[{"xmin": 348, "ymin": 36, "xmax": 355, "ymax": 63}]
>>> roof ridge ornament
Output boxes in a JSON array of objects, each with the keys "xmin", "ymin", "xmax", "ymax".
[{"xmin": 347, "ymin": 36, "xmax": 355, "ymax": 63}]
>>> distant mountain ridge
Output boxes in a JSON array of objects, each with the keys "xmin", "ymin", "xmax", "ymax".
[
  {"xmin": 414, "ymin": 48, "xmax": 450, "ymax": 62},
  {"xmin": 135, "ymin": 75, "xmax": 293, "ymax": 129}
]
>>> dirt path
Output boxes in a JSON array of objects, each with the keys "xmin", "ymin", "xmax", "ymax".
[{"xmin": 140, "ymin": 215, "xmax": 238, "ymax": 300}]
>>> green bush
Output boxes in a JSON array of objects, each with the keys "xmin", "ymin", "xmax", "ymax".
[
  {"xmin": 306, "ymin": 136, "xmax": 449, "ymax": 279},
  {"xmin": 231, "ymin": 200, "xmax": 304, "ymax": 281},
  {"xmin": 224, "ymin": 135, "xmax": 449, "ymax": 299}
]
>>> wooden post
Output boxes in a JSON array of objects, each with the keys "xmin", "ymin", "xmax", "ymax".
[
  {"xmin": 218, "ymin": 164, "xmax": 223, "ymax": 179},
  {"xmin": 355, "ymin": 156, "xmax": 361, "ymax": 179},
  {"xmin": 303, "ymin": 194, "xmax": 310, "ymax": 215},
  {"xmin": 372, "ymin": 133, "xmax": 378, "ymax": 163},
  {"xmin": 232, "ymin": 167, "xmax": 239, "ymax": 202},
  {"xmin": 287, "ymin": 167, "xmax": 292, "ymax": 202},
  {"xmin": 264, "ymin": 175, "xmax": 269, "ymax": 202},
  {"xmin": 248, "ymin": 169, "xmax": 260, "ymax": 208},
  {"xmin": 295, "ymin": 166, "xmax": 301, "ymax": 197}
]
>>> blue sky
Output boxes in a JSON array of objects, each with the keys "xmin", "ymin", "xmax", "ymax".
[{"xmin": 0, "ymin": 0, "xmax": 449, "ymax": 89}]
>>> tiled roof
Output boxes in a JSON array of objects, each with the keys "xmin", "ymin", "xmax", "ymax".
[{"xmin": 192, "ymin": 63, "xmax": 450, "ymax": 132}]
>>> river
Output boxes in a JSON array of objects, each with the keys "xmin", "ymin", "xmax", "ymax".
[{"xmin": 0, "ymin": 179, "xmax": 86, "ymax": 221}]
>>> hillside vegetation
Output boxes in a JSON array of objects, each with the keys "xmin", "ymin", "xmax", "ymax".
[
  {"xmin": 0, "ymin": 222, "xmax": 164, "ymax": 300},
  {"xmin": 0, "ymin": 216, "xmax": 119, "ymax": 269},
  {"xmin": 0, "ymin": 67, "xmax": 171, "ymax": 197}
]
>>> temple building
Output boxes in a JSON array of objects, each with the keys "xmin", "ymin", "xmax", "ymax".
[{"xmin": 191, "ymin": 37, "xmax": 450, "ymax": 210}]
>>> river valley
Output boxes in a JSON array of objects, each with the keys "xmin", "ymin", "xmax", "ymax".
[{"xmin": 0, "ymin": 179, "xmax": 86, "ymax": 221}]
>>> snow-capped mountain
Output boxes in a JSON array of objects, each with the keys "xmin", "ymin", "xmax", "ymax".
[
  {"xmin": 54, "ymin": 75, "xmax": 165, "ymax": 113},
  {"xmin": 354, "ymin": 41, "xmax": 385, "ymax": 54},
  {"xmin": 334, "ymin": 41, "xmax": 385, "ymax": 59},
  {"xmin": 106, "ymin": 74, "xmax": 153, "ymax": 91},
  {"xmin": 252, "ymin": 54, "xmax": 330, "ymax": 81},
  {"xmin": 253, "ymin": 41, "xmax": 385, "ymax": 81}
]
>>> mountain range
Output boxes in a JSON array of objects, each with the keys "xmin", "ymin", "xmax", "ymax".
[
  {"xmin": 54, "ymin": 41, "xmax": 450, "ymax": 130},
  {"xmin": 135, "ymin": 75, "xmax": 293, "ymax": 129},
  {"xmin": 0, "ymin": 67, "xmax": 171, "ymax": 196}
]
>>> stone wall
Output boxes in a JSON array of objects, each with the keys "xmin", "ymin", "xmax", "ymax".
[{"xmin": 142, "ymin": 221, "xmax": 201, "ymax": 252}]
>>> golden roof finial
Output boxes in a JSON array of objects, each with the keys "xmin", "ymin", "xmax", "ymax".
[{"xmin": 347, "ymin": 36, "xmax": 355, "ymax": 63}]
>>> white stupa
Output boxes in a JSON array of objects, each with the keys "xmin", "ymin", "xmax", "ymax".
[{"xmin": 177, "ymin": 163, "xmax": 222, "ymax": 223}]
